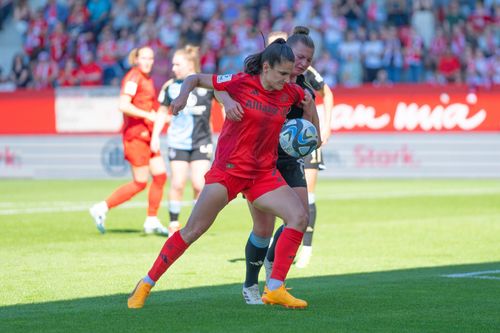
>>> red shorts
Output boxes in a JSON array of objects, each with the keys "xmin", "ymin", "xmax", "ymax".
[
  {"xmin": 204, "ymin": 166, "xmax": 287, "ymax": 203},
  {"xmin": 123, "ymin": 138, "xmax": 161, "ymax": 167}
]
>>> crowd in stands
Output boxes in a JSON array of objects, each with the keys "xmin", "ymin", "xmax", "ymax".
[{"xmin": 0, "ymin": 0, "xmax": 498, "ymax": 91}]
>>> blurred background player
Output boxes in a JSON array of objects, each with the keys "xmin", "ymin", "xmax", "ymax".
[
  {"xmin": 89, "ymin": 46, "xmax": 168, "ymax": 235},
  {"xmin": 128, "ymin": 39, "xmax": 316, "ymax": 310},
  {"xmin": 152, "ymin": 45, "xmax": 215, "ymax": 236}
]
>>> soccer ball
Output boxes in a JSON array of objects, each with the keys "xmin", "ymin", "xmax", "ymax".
[{"xmin": 279, "ymin": 118, "xmax": 318, "ymax": 158}]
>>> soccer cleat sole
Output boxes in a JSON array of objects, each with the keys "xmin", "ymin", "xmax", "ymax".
[{"xmin": 261, "ymin": 297, "xmax": 307, "ymax": 309}]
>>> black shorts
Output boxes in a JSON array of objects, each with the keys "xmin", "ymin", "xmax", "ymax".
[
  {"xmin": 276, "ymin": 158, "xmax": 306, "ymax": 188},
  {"xmin": 168, "ymin": 144, "xmax": 213, "ymax": 162},
  {"xmin": 304, "ymin": 147, "xmax": 325, "ymax": 170}
]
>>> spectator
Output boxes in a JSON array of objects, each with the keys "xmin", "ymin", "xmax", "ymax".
[
  {"xmin": 372, "ymin": 68, "xmax": 393, "ymax": 87},
  {"xmin": 48, "ymin": 21, "xmax": 69, "ymax": 64},
  {"xmin": 14, "ymin": 0, "xmax": 30, "ymax": 36},
  {"xmin": 339, "ymin": 0, "xmax": 364, "ymax": 30},
  {"xmin": 404, "ymin": 28, "xmax": 425, "ymax": 82},
  {"xmin": 387, "ymin": 0, "xmax": 409, "ymax": 27},
  {"xmin": 77, "ymin": 52, "xmax": 103, "ymax": 86},
  {"xmin": 97, "ymin": 26, "xmax": 122, "ymax": 85},
  {"xmin": 445, "ymin": 0, "xmax": 466, "ymax": 33},
  {"xmin": 437, "ymin": 46, "xmax": 462, "ymax": 84},
  {"xmin": 383, "ymin": 26, "xmax": 404, "ymax": 83},
  {"xmin": 322, "ymin": 4, "xmax": 347, "ymax": 58},
  {"xmin": 362, "ymin": 30, "xmax": 384, "ymax": 82},
  {"xmin": 57, "ymin": 58, "xmax": 79, "ymax": 87},
  {"xmin": 411, "ymin": 0, "xmax": 435, "ymax": 49},
  {"xmin": 341, "ymin": 53, "xmax": 363, "ymax": 87},
  {"xmin": 314, "ymin": 50, "xmax": 339, "ymax": 87},
  {"xmin": 110, "ymin": 0, "xmax": 133, "ymax": 32},
  {"xmin": 10, "ymin": 53, "xmax": 31, "ymax": 88},
  {"xmin": 32, "ymin": 51, "xmax": 58, "ymax": 89},
  {"xmin": 43, "ymin": 0, "xmax": 69, "ymax": 31},
  {"xmin": 87, "ymin": 0, "xmax": 111, "ymax": 35}
]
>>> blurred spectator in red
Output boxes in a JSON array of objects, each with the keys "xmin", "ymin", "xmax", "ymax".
[
  {"xmin": 97, "ymin": 26, "xmax": 123, "ymax": 85},
  {"xmin": 24, "ymin": 9, "xmax": 47, "ymax": 59},
  {"xmin": 77, "ymin": 52, "xmax": 103, "ymax": 86},
  {"xmin": 468, "ymin": 1, "xmax": 492, "ymax": 34},
  {"xmin": 9, "ymin": 53, "xmax": 31, "ymax": 88},
  {"xmin": 404, "ymin": 28, "xmax": 424, "ymax": 82},
  {"xmin": 200, "ymin": 41, "xmax": 217, "ymax": 73},
  {"xmin": 57, "ymin": 58, "xmax": 79, "ymax": 87},
  {"xmin": 437, "ymin": 46, "xmax": 462, "ymax": 84},
  {"xmin": 75, "ymin": 32, "xmax": 96, "ymax": 65},
  {"xmin": 32, "ymin": 51, "xmax": 58, "ymax": 89},
  {"xmin": 49, "ymin": 21, "xmax": 68, "ymax": 64},
  {"xmin": 67, "ymin": 0, "xmax": 90, "ymax": 37}
]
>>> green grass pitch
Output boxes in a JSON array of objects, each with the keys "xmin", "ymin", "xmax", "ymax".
[{"xmin": 0, "ymin": 179, "xmax": 499, "ymax": 332}]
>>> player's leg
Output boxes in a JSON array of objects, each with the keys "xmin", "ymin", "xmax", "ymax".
[
  {"xmin": 90, "ymin": 139, "xmax": 150, "ymax": 233},
  {"xmin": 242, "ymin": 202, "xmax": 275, "ymax": 304},
  {"xmin": 168, "ymin": 150, "xmax": 189, "ymax": 234},
  {"xmin": 265, "ymin": 158, "xmax": 308, "ymax": 275},
  {"xmin": 128, "ymin": 182, "xmax": 229, "ymax": 309},
  {"xmin": 190, "ymin": 146, "xmax": 212, "ymax": 200},
  {"xmin": 129, "ymin": 167, "xmax": 247, "ymax": 308},
  {"xmin": 90, "ymin": 165, "xmax": 148, "ymax": 233},
  {"xmin": 249, "ymin": 183, "xmax": 309, "ymax": 308},
  {"xmin": 297, "ymin": 149, "xmax": 321, "ymax": 268},
  {"xmin": 143, "ymin": 155, "xmax": 168, "ymax": 235}
]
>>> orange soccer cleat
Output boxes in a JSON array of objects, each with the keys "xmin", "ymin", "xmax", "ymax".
[
  {"xmin": 127, "ymin": 279, "xmax": 153, "ymax": 309},
  {"xmin": 261, "ymin": 284, "xmax": 308, "ymax": 309}
]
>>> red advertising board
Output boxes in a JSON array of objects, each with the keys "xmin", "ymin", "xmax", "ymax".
[
  {"xmin": 0, "ymin": 90, "xmax": 56, "ymax": 134},
  {"xmin": 0, "ymin": 85, "xmax": 498, "ymax": 134}
]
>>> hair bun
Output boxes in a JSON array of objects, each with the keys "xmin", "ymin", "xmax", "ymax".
[
  {"xmin": 292, "ymin": 26, "xmax": 310, "ymax": 36},
  {"xmin": 272, "ymin": 38, "xmax": 287, "ymax": 44}
]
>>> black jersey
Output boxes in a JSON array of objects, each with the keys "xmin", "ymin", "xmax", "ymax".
[
  {"xmin": 158, "ymin": 79, "xmax": 214, "ymax": 150},
  {"xmin": 277, "ymin": 73, "xmax": 317, "ymax": 162}
]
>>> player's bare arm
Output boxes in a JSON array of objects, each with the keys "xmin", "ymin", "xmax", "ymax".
[
  {"xmin": 119, "ymin": 94, "xmax": 156, "ymax": 122},
  {"xmin": 215, "ymin": 91, "xmax": 244, "ymax": 121},
  {"xmin": 171, "ymin": 74, "xmax": 213, "ymax": 115}
]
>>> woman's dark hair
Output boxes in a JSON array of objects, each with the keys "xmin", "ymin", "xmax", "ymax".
[
  {"xmin": 287, "ymin": 26, "xmax": 315, "ymax": 50},
  {"xmin": 244, "ymin": 38, "xmax": 295, "ymax": 75}
]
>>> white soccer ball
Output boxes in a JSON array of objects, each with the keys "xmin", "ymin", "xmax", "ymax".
[{"xmin": 279, "ymin": 118, "xmax": 318, "ymax": 158}]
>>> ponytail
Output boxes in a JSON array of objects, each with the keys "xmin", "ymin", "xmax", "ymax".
[
  {"xmin": 244, "ymin": 38, "xmax": 295, "ymax": 75},
  {"xmin": 128, "ymin": 48, "xmax": 139, "ymax": 67}
]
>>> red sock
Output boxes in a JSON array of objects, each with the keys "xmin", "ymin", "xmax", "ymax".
[
  {"xmin": 105, "ymin": 181, "xmax": 147, "ymax": 209},
  {"xmin": 148, "ymin": 231, "xmax": 189, "ymax": 282},
  {"xmin": 148, "ymin": 173, "xmax": 167, "ymax": 216},
  {"xmin": 270, "ymin": 227, "xmax": 304, "ymax": 282}
]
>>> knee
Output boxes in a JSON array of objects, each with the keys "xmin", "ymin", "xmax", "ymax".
[
  {"xmin": 287, "ymin": 208, "xmax": 308, "ymax": 232},
  {"xmin": 153, "ymin": 173, "xmax": 167, "ymax": 186},
  {"xmin": 133, "ymin": 180, "xmax": 148, "ymax": 191}
]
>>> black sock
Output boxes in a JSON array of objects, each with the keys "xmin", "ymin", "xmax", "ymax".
[
  {"xmin": 266, "ymin": 224, "xmax": 284, "ymax": 262},
  {"xmin": 244, "ymin": 237, "xmax": 268, "ymax": 288},
  {"xmin": 303, "ymin": 203, "xmax": 316, "ymax": 246},
  {"xmin": 169, "ymin": 211, "xmax": 179, "ymax": 222}
]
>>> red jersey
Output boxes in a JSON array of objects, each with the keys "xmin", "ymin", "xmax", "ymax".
[
  {"xmin": 121, "ymin": 67, "xmax": 156, "ymax": 141},
  {"xmin": 212, "ymin": 73, "xmax": 305, "ymax": 179}
]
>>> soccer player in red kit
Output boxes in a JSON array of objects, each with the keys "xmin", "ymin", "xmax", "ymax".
[
  {"xmin": 90, "ymin": 46, "xmax": 169, "ymax": 235},
  {"xmin": 128, "ymin": 39, "xmax": 315, "ymax": 309}
]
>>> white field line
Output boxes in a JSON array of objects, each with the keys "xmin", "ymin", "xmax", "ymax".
[
  {"xmin": 441, "ymin": 270, "xmax": 500, "ymax": 281},
  {"xmin": 1, "ymin": 187, "xmax": 500, "ymax": 216}
]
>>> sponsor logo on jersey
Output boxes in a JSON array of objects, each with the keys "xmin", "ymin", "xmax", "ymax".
[{"xmin": 216, "ymin": 74, "xmax": 232, "ymax": 83}]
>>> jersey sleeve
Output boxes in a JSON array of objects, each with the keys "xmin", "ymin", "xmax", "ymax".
[
  {"xmin": 120, "ymin": 70, "xmax": 140, "ymax": 97},
  {"xmin": 291, "ymin": 83, "xmax": 306, "ymax": 106},
  {"xmin": 158, "ymin": 86, "xmax": 171, "ymax": 106},
  {"xmin": 211, "ymin": 72, "xmax": 245, "ymax": 93},
  {"xmin": 305, "ymin": 67, "xmax": 325, "ymax": 92}
]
